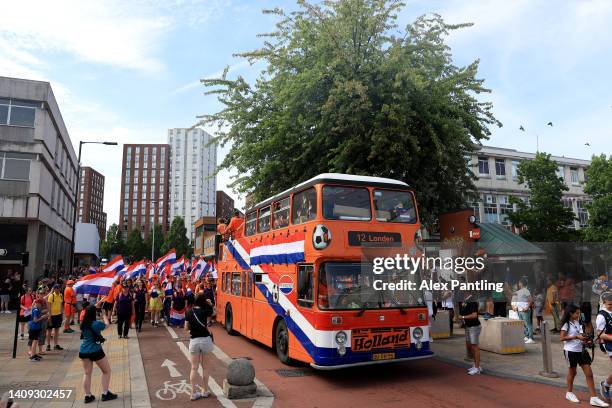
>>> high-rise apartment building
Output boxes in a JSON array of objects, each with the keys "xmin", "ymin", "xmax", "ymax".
[
  {"xmin": 0, "ymin": 76, "xmax": 78, "ymax": 282},
  {"xmin": 119, "ymin": 144, "xmax": 170, "ymax": 240},
  {"xmin": 77, "ymin": 166, "xmax": 106, "ymax": 240},
  {"xmin": 468, "ymin": 146, "xmax": 591, "ymax": 230},
  {"xmin": 216, "ymin": 190, "xmax": 234, "ymax": 221},
  {"xmin": 168, "ymin": 128, "xmax": 217, "ymax": 241}
]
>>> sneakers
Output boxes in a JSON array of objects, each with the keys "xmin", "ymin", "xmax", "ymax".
[
  {"xmin": 63, "ymin": 328, "xmax": 74, "ymax": 333},
  {"xmin": 566, "ymin": 392, "xmax": 580, "ymax": 403},
  {"xmin": 101, "ymin": 391, "xmax": 117, "ymax": 401},
  {"xmin": 84, "ymin": 395, "xmax": 96, "ymax": 404},
  {"xmin": 29, "ymin": 355, "xmax": 41, "ymax": 362},
  {"xmin": 524, "ymin": 336, "xmax": 528, "ymax": 342},
  {"xmin": 467, "ymin": 366, "xmax": 482, "ymax": 375},
  {"xmin": 54, "ymin": 345, "xmax": 64, "ymax": 350},
  {"xmin": 525, "ymin": 338, "xmax": 536, "ymax": 344},
  {"xmin": 601, "ymin": 381, "xmax": 611, "ymax": 401},
  {"xmin": 591, "ymin": 396, "xmax": 610, "ymax": 407},
  {"xmin": 191, "ymin": 392, "xmax": 203, "ymax": 401}
]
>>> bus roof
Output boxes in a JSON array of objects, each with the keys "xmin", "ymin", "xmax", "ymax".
[{"xmin": 249, "ymin": 173, "xmax": 410, "ymax": 211}]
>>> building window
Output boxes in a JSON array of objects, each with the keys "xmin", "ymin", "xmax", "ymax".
[
  {"xmin": 135, "ymin": 147, "xmax": 140, "ymax": 154},
  {"xmin": 577, "ymin": 199, "xmax": 589, "ymax": 228},
  {"xmin": 556, "ymin": 166, "xmax": 564, "ymax": 180},
  {"xmin": 495, "ymin": 159, "xmax": 506, "ymax": 178},
  {"xmin": 0, "ymin": 98, "xmax": 38, "ymax": 127},
  {"xmin": 511, "ymin": 160, "xmax": 519, "ymax": 180},
  {"xmin": 0, "ymin": 152, "xmax": 33, "ymax": 181},
  {"xmin": 478, "ymin": 157, "xmax": 489, "ymax": 175},
  {"xmin": 570, "ymin": 167, "xmax": 579, "ymax": 184}
]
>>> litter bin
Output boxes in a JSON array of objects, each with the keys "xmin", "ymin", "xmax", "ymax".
[{"xmin": 479, "ymin": 317, "xmax": 525, "ymax": 354}]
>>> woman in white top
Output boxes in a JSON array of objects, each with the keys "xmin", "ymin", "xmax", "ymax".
[{"xmin": 560, "ymin": 304, "xmax": 609, "ymax": 407}]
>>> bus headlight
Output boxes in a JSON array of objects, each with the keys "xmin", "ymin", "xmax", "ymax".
[
  {"xmin": 413, "ymin": 327, "xmax": 424, "ymax": 340},
  {"xmin": 335, "ymin": 331, "xmax": 347, "ymax": 345}
]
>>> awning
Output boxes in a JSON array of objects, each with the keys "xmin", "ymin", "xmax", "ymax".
[{"xmin": 476, "ymin": 223, "xmax": 546, "ymax": 261}]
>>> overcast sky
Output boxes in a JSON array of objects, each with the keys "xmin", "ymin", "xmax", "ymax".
[{"xmin": 1, "ymin": 0, "xmax": 611, "ymax": 228}]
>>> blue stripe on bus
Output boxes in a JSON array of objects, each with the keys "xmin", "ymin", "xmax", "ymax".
[{"xmin": 224, "ymin": 240, "xmax": 251, "ymax": 270}]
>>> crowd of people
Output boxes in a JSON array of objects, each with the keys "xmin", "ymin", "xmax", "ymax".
[{"xmin": 4, "ymin": 264, "xmax": 219, "ymax": 404}]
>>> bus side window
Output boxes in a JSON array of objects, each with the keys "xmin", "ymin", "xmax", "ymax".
[
  {"xmin": 225, "ymin": 272, "xmax": 231, "ymax": 294},
  {"xmin": 272, "ymin": 198, "xmax": 290, "ymax": 229},
  {"xmin": 245, "ymin": 211, "xmax": 257, "ymax": 236},
  {"xmin": 291, "ymin": 188, "xmax": 317, "ymax": 225},
  {"xmin": 232, "ymin": 272, "xmax": 241, "ymax": 296},
  {"xmin": 257, "ymin": 206, "xmax": 271, "ymax": 233},
  {"xmin": 221, "ymin": 272, "xmax": 226, "ymax": 292},
  {"xmin": 297, "ymin": 264, "xmax": 314, "ymax": 308},
  {"xmin": 247, "ymin": 272, "xmax": 253, "ymax": 297},
  {"xmin": 241, "ymin": 271, "xmax": 247, "ymax": 296}
]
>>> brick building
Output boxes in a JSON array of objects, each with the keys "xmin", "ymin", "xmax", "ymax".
[{"xmin": 77, "ymin": 166, "xmax": 106, "ymax": 240}]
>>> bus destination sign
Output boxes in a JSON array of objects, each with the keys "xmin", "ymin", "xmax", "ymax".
[{"xmin": 348, "ymin": 231, "xmax": 402, "ymax": 247}]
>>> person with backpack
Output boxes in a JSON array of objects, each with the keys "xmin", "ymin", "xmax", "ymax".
[
  {"xmin": 79, "ymin": 304, "xmax": 117, "ymax": 404},
  {"xmin": 170, "ymin": 283, "xmax": 186, "ymax": 327},
  {"xmin": 560, "ymin": 304, "xmax": 609, "ymax": 406},
  {"xmin": 596, "ymin": 292, "xmax": 612, "ymax": 402},
  {"xmin": 28, "ymin": 298, "xmax": 48, "ymax": 362},
  {"xmin": 46, "ymin": 284, "xmax": 64, "ymax": 351},
  {"xmin": 19, "ymin": 287, "xmax": 35, "ymax": 340},
  {"xmin": 184, "ymin": 293, "xmax": 214, "ymax": 401}
]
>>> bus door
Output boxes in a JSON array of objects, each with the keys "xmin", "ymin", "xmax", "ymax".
[{"xmin": 240, "ymin": 271, "xmax": 253, "ymax": 337}]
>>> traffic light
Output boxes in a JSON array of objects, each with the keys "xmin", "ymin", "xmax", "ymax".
[{"xmin": 21, "ymin": 252, "xmax": 29, "ymax": 267}]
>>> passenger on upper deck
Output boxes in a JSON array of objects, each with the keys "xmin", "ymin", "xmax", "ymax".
[
  {"xmin": 225, "ymin": 210, "xmax": 244, "ymax": 238},
  {"xmin": 217, "ymin": 218, "xmax": 228, "ymax": 240}
]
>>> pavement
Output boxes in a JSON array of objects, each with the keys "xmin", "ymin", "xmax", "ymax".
[
  {"xmin": 431, "ymin": 315, "xmax": 611, "ymax": 392},
  {"xmin": 0, "ymin": 311, "xmax": 608, "ymax": 408}
]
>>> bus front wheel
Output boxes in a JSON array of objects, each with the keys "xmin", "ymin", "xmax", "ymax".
[
  {"xmin": 275, "ymin": 319, "xmax": 291, "ymax": 365},
  {"xmin": 225, "ymin": 304, "xmax": 236, "ymax": 335}
]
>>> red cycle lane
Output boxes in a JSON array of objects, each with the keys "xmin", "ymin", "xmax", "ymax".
[{"xmin": 208, "ymin": 324, "xmax": 575, "ymax": 408}]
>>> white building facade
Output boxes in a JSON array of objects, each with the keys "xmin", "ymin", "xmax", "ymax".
[
  {"xmin": 468, "ymin": 146, "xmax": 591, "ymax": 230},
  {"xmin": 168, "ymin": 128, "xmax": 217, "ymax": 241}
]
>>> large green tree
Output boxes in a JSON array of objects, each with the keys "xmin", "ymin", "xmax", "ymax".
[
  {"xmin": 125, "ymin": 229, "xmax": 146, "ymax": 261},
  {"xmin": 100, "ymin": 223, "xmax": 125, "ymax": 259},
  {"xmin": 198, "ymin": 0, "xmax": 500, "ymax": 224},
  {"xmin": 508, "ymin": 152, "xmax": 576, "ymax": 241},
  {"xmin": 162, "ymin": 217, "xmax": 192, "ymax": 258},
  {"xmin": 583, "ymin": 154, "xmax": 612, "ymax": 242},
  {"xmin": 144, "ymin": 224, "xmax": 165, "ymax": 262}
]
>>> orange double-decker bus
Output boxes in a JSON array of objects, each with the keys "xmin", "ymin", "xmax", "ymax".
[{"xmin": 216, "ymin": 173, "xmax": 432, "ymax": 369}]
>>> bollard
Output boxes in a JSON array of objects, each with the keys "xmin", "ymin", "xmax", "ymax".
[{"xmin": 539, "ymin": 320, "xmax": 559, "ymax": 378}]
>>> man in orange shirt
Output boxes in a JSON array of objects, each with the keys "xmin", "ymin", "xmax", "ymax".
[
  {"xmin": 225, "ymin": 210, "xmax": 244, "ymax": 238},
  {"xmin": 103, "ymin": 279, "xmax": 120, "ymax": 321},
  {"xmin": 63, "ymin": 280, "xmax": 76, "ymax": 333}
]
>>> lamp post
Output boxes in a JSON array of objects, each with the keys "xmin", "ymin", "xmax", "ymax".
[{"xmin": 69, "ymin": 141, "xmax": 118, "ymax": 274}]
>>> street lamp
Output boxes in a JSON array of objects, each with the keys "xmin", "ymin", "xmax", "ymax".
[{"xmin": 69, "ymin": 141, "xmax": 119, "ymax": 274}]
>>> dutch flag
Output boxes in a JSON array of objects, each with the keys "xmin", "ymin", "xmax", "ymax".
[
  {"xmin": 74, "ymin": 271, "xmax": 115, "ymax": 296},
  {"xmin": 156, "ymin": 249, "xmax": 176, "ymax": 271},
  {"xmin": 102, "ymin": 256, "xmax": 125, "ymax": 274},
  {"xmin": 126, "ymin": 261, "xmax": 147, "ymax": 279},
  {"xmin": 171, "ymin": 256, "xmax": 185, "ymax": 276}
]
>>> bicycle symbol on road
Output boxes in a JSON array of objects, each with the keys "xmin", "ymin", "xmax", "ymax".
[{"xmin": 155, "ymin": 379, "xmax": 204, "ymax": 400}]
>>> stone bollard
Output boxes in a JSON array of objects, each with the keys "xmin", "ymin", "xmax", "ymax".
[
  {"xmin": 539, "ymin": 320, "xmax": 559, "ymax": 378},
  {"xmin": 223, "ymin": 358, "xmax": 258, "ymax": 399}
]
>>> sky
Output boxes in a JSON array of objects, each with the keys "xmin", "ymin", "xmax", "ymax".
[{"xmin": 1, "ymin": 0, "xmax": 611, "ymax": 228}]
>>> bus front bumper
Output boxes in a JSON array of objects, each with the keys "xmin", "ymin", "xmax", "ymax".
[{"xmin": 310, "ymin": 352, "xmax": 434, "ymax": 370}]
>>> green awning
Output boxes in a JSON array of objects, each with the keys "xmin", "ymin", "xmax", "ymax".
[{"xmin": 477, "ymin": 223, "xmax": 546, "ymax": 260}]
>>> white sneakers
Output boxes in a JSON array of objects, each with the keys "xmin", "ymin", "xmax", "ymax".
[
  {"xmin": 467, "ymin": 366, "xmax": 482, "ymax": 375},
  {"xmin": 525, "ymin": 338, "xmax": 536, "ymax": 344},
  {"xmin": 590, "ymin": 397, "xmax": 610, "ymax": 407},
  {"xmin": 565, "ymin": 392, "xmax": 610, "ymax": 407}
]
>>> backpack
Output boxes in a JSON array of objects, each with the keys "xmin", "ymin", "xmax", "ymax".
[{"xmin": 597, "ymin": 310, "xmax": 612, "ymax": 353}]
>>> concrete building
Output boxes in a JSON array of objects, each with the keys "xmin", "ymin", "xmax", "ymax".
[
  {"xmin": 77, "ymin": 166, "xmax": 106, "ymax": 240},
  {"xmin": 0, "ymin": 76, "xmax": 78, "ymax": 282},
  {"xmin": 468, "ymin": 146, "xmax": 591, "ymax": 230},
  {"xmin": 216, "ymin": 190, "xmax": 234, "ymax": 222},
  {"xmin": 118, "ymin": 144, "xmax": 170, "ymax": 240},
  {"xmin": 168, "ymin": 128, "xmax": 217, "ymax": 242}
]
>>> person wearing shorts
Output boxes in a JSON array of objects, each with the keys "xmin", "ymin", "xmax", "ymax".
[
  {"xmin": 28, "ymin": 299, "xmax": 47, "ymax": 362},
  {"xmin": 596, "ymin": 293, "xmax": 612, "ymax": 402},
  {"xmin": 184, "ymin": 293, "xmax": 214, "ymax": 401},
  {"xmin": 561, "ymin": 304, "xmax": 608, "ymax": 406},
  {"xmin": 19, "ymin": 288, "xmax": 35, "ymax": 339},
  {"xmin": 459, "ymin": 293, "xmax": 482, "ymax": 375},
  {"xmin": 46, "ymin": 285, "xmax": 64, "ymax": 351},
  {"xmin": 79, "ymin": 305, "xmax": 117, "ymax": 404}
]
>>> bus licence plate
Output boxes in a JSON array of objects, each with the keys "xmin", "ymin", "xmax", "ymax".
[{"xmin": 372, "ymin": 352, "xmax": 395, "ymax": 361}]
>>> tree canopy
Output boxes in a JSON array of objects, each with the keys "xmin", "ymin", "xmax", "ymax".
[
  {"xmin": 100, "ymin": 223, "xmax": 125, "ymax": 259},
  {"xmin": 583, "ymin": 154, "xmax": 612, "ymax": 242},
  {"xmin": 199, "ymin": 0, "xmax": 500, "ymax": 224},
  {"xmin": 507, "ymin": 152, "xmax": 576, "ymax": 242},
  {"xmin": 162, "ymin": 216, "xmax": 192, "ymax": 258},
  {"xmin": 125, "ymin": 228, "xmax": 146, "ymax": 262}
]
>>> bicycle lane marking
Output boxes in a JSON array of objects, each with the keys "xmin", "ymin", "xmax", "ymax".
[
  {"xmin": 166, "ymin": 325, "xmax": 236, "ymax": 408},
  {"xmin": 138, "ymin": 324, "xmax": 224, "ymax": 407}
]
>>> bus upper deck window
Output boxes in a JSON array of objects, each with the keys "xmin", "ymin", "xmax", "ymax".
[
  {"xmin": 257, "ymin": 206, "xmax": 271, "ymax": 233},
  {"xmin": 245, "ymin": 211, "xmax": 257, "ymax": 236},
  {"xmin": 322, "ymin": 186, "xmax": 371, "ymax": 221},
  {"xmin": 373, "ymin": 189, "xmax": 417, "ymax": 223},
  {"xmin": 272, "ymin": 198, "xmax": 289, "ymax": 229},
  {"xmin": 291, "ymin": 188, "xmax": 317, "ymax": 224}
]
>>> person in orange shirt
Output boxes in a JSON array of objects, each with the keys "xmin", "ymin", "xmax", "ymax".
[
  {"xmin": 217, "ymin": 218, "xmax": 227, "ymax": 236},
  {"xmin": 102, "ymin": 279, "xmax": 120, "ymax": 321},
  {"xmin": 63, "ymin": 280, "xmax": 76, "ymax": 333},
  {"xmin": 225, "ymin": 210, "xmax": 244, "ymax": 238}
]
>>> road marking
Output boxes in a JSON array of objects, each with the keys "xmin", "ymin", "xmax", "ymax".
[
  {"xmin": 130, "ymin": 334, "xmax": 152, "ymax": 408},
  {"xmin": 165, "ymin": 324, "xmax": 274, "ymax": 407},
  {"xmin": 161, "ymin": 359, "xmax": 182, "ymax": 378}
]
